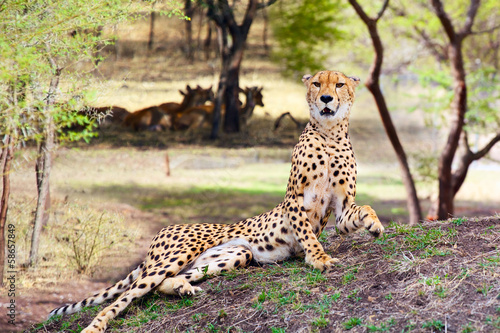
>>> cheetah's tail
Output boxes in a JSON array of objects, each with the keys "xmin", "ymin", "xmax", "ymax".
[{"xmin": 47, "ymin": 261, "xmax": 145, "ymax": 319}]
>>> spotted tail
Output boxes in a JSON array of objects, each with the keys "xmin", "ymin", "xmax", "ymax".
[{"xmin": 48, "ymin": 262, "xmax": 145, "ymax": 318}]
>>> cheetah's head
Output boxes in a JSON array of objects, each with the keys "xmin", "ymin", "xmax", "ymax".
[{"xmin": 302, "ymin": 71, "xmax": 360, "ymax": 128}]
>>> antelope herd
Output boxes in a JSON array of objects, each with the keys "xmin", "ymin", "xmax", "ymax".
[{"xmin": 89, "ymin": 84, "xmax": 264, "ymax": 132}]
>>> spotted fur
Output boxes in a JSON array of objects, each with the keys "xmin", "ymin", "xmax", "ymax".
[{"xmin": 49, "ymin": 70, "xmax": 384, "ymax": 333}]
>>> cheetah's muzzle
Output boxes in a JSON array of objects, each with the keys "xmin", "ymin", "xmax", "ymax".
[
  {"xmin": 320, "ymin": 103, "xmax": 340, "ymax": 116},
  {"xmin": 320, "ymin": 107, "xmax": 334, "ymax": 116}
]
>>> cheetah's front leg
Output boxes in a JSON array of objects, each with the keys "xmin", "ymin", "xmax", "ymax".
[
  {"xmin": 156, "ymin": 277, "xmax": 202, "ymax": 296},
  {"xmin": 286, "ymin": 203, "xmax": 338, "ymax": 272},
  {"xmin": 336, "ymin": 198, "xmax": 384, "ymax": 237}
]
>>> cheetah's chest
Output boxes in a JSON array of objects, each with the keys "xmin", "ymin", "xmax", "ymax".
[
  {"xmin": 303, "ymin": 166, "xmax": 332, "ymax": 221},
  {"xmin": 302, "ymin": 144, "xmax": 355, "ymax": 225}
]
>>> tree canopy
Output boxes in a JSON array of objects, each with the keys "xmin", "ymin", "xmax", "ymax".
[{"xmin": 270, "ymin": 0, "xmax": 345, "ymax": 77}]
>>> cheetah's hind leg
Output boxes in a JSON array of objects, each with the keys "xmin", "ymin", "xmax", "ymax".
[{"xmin": 156, "ymin": 240, "xmax": 254, "ymax": 296}]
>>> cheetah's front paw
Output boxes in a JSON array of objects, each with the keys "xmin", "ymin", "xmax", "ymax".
[
  {"xmin": 157, "ymin": 277, "xmax": 202, "ymax": 296},
  {"xmin": 310, "ymin": 255, "xmax": 339, "ymax": 273},
  {"xmin": 366, "ymin": 219, "xmax": 384, "ymax": 238},
  {"xmin": 173, "ymin": 280, "xmax": 202, "ymax": 297},
  {"xmin": 360, "ymin": 205, "xmax": 384, "ymax": 238}
]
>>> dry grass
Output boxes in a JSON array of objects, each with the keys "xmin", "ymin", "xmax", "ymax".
[{"xmin": 8, "ymin": 198, "xmax": 138, "ymax": 289}]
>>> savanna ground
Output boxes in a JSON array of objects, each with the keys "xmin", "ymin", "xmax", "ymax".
[{"xmin": 0, "ymin": 12, "xmax": 499, "ymax": 333}]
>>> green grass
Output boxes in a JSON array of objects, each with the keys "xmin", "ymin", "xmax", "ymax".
[
  {"xmin": 114, "ymin": 294, "xmax": 196, "ymax": 329},
  {"xmin": 347, "ymin": 289, "xmax": 361, "ymax": 302},
  {"xmin": 205, "ymin": 323, "xmax": 220, "ymax": 333},
  {"xmin": 270, "ymin": 327, "xmax": 286, "ymax": 333},
  {"xmin": 343, "ymin": 317, "xmax": 363, "ymax": 330},
  {"xmin": 477, "ymin": 283, "xmax": 493, "ymax": 296},
  {"xmin": 485, "ymin": 316, "xmax": 500, "ymax": 329},
  {"xmin": 34, "ymin": 306, "xmax": 100, "ymax": 332},
  {"xmin": 342, "ymin": 271, "xmax": 357, "ymax": 285},
  {"xmin": 461, "ymin": 322, "xmax": 476, "ymax": 333},
  {"xmin": 422, "ymin": 319, "xmax": 445, "ymax": 331},
  {"xmin": 303, "ymin": 293, "xmax": 341, "ymax": 316},
  {"xmin": 451, "ymin": 217, "xmax": 467, "ymax": 226},
  {"xmin": 365, "ymin": 318, "xmax": 396, "ymax": 331},
  {"xmin": 192, "ymin": 312, "xmax": 208, "ymax": 321},
  {"xmin": 420, "ymin": 275, "xmax": 442, "ymax": 286},
  {"xmin": 374, "ymin": 223, "xmax": 457, "ymax": 258},
  {"xmin": 479, "ymin": 254, "xmax": 500, "ymax": 269},
  {"xmin": 305, "ymin": 269, "xmax": 327, "ymax": 286},
  {"xmin": 311, "ymin": 316, "xmax": 330, "ymax": 328},
  {"xmin": 434, "ymin": 286, "xmax": 448, "ymax": 298},
  {"xmin": 251, "ymin": 283, "xmax": 301, "ymax": 313}
]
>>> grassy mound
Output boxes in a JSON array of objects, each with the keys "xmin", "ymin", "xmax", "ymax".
[{"xmin": 31, "ymin": 216, "xmax": 499, "ymax": 333}]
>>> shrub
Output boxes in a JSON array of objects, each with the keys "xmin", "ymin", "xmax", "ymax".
[{"xmin": 50, "ymin": 202, "xmax": 133, "ymax": 274}]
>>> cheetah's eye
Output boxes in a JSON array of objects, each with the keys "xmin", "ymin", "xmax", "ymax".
[
  {"xmin": 336, "ymin": 83, "xmax": 345, "ymax": 88},
  {"xmin": 313, "ymin": 82, "xmax": 321, "ymax": 88}
]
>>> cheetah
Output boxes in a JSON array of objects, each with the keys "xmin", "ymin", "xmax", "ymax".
[{"xmin": 48, "ymin": 70, "xmax": 384, "ymax": 333}]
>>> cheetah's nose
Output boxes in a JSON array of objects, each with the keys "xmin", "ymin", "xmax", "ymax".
[{"xmin": 320, "ymin": 95, "xmax": 333, "ymax": 103}]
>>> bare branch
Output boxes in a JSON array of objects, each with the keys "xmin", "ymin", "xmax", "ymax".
[
  {"xmin": 241, "ymin": 0, "xmax": 258, "ymax": 36},
  {"xmin": 460, "ymin": 0, "xmax": 480, "ymax": 37},
  {"xmin": 471, "ymin": 24, "xmax": 500, "ymax": 35},
  {"xmin": 452, "ymin": 130, "xmax": 499, "ymax": 196},
  {"xmin": 220, "ymin": 0, "xmax": 240, "ymax": 38},
  {"xmin": 349, "ymin": 0, "xmax": 389, "ymax": 24},
  {"xmin": 429, "ymin": 0, "xmax": 457, "ymax": 43},
  {"xmin": 414, "ymin": 27, "xmax": 448, "ymax": 62},
  {"xmin": 375, "ymin": 0, "xmax": 390, "ymax": 21},
  {"xmin": 205, "ymin": 0, "xmax": 224, "ymax": 27},
  {"xmin": 471, "ymin": 132, "xmax": 500, "ymax": 161},
  {"xmin": 273, "ymin": 112, "xmax": 305, "ymax": 131},
  {"xmin": 44, "ymin": 42, "xmax": 62, "ymax": 73},
  {"xmin": 348, "ymin": 0, "xmax": 373, "ymax": 25},
  {"xmin": 256, "ymin": 0, "xmax": 277, "ymax": 10}
]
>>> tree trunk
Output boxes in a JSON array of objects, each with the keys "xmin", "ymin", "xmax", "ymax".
[
  {"xmin": 349, "ymin": 0, "xmax": 422, "ymax": 224},
  {"xmin": 0, "ymin": 135, "xmax": 14, "ymax": 286},
  {"xmin": 435, "ymin": 43, "xmax": 466, "ymax": 219},
  {"xmin": 35, "ymin": 144, "xmax": 51, "ymax": 228},
  {"xmin": 262, "ymin": 5, "xmax": 269, "ymax": 53},
  {"xmin": 210, "ymin": 24, "xmax": 229, "ymax": 139},
  {"xmin": 206, "ymin": 0, "xmax": 259, "ymax": 136},
  {"xmin": 211, "ymin": 73, "xmax": 227, "ymax": 139},
  {"xmin": 148, "ymin": 10, "xmax": 156, "ymax": 52},
  {"xmin": 367, "ymin": 83, "xmax": 422, "ymax": 224},
  {"xmin": 184, "ymin": 0, "xmax": 194, "ymax": 61},
  {"xmin": 428, "ymin": 0, "xmax": 479, "ymax": 220},
  {"xmin": 204, "ymin": 22, "xmax": 213, "ymax": 60},
  {"xmin": 29, "ymin": 118, "xmax": 54, "ymax": 266},
  {"xmin": 223, "ymin": 39, "xmax": 245, "ymax": 133},
  {"xmin": 29, "ymin": 69, "xmax": 60, "ymax": 267}
]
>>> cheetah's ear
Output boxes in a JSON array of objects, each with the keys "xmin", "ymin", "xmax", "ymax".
[
  {"xmin": 349, "ymin": 76, "xmax": 361, "ymax": 88},
  {"xmin": 302, "ymin": 74, "xmax": 312, "ymax": 85}
]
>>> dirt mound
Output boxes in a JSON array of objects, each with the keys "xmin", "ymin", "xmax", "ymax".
[{"xmin": 28, "ymin": 216, "xmax": 500, "ymax": 333}]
